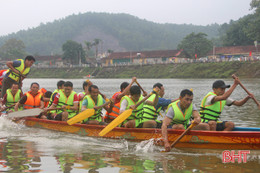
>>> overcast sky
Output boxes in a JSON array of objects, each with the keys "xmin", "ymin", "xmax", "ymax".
[{"xmin": 0, "ymin": 0, "xmax": 253, "ymax": 36}]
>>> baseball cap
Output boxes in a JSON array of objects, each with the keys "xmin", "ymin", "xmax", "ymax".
[{"xmin": 212, "ymin": 80, "xmax": 230, "ymax": 89}]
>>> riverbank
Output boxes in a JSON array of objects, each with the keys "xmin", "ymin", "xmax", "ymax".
[{"xmin": 29, "ymin": 61, "xmax": 260, "ymax": 78}]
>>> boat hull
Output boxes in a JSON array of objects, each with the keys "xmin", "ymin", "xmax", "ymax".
[{"xmin": 23, "ymin": 118, "xmax": 260, "ymax": 150}]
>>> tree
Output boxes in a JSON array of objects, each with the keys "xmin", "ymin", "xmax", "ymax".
[
  {"xmin": 177, "ymin": 32, "xmax": 213, "ymax": 58},
  {"xmin": 92, "ymin": 38, "xmax": 101, "ymax": 59},
  {"xmin": 84, "ymin": 41, "xmax": 92, "ymax": 58},
  {"xmin": 62, "ymin": 40, "xmax": 85, "ymax": 65},
  {"xmin": 0, "ymin": 38, "xmax": 27, "ymax": 60},
  {"xmin": 250, "ymin": 0, "xmax": 260, "ymax": 12}
]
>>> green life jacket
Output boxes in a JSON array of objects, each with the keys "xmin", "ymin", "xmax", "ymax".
[
  {"xmin": 78, "ymin": 91, "xmax": 86, "ymax": 112},
  {"xmin": 142, "ymin": 94, "xmax": 162, "ymax": 122},
  {"xmin": 56, "ymin": 90, "xmax": 77, "ymax": 119},
  {"xmin": 120, "ymin": 95, "xmax": 144, "ymax": 121},
  {"xmin": 6, "ymin": 59, "xmax": 31, "ymax": 82},
  {"xmin": 83, "ymin": 94, "xmax": 103, "ymax": 122},
  {"xmin": 200, "ymin": 92, "xmax": 226, "ymax": 122},
  {"xmin": 48, "ymin": 89, "xmax": 60, "ymax": 114},
  {"xmin": 168, "ymin": 100, "xmax": 193, "ymax": 129},
  {"xmin": 48, "ymin": 89, "xmax": 59, "ymax": 107},
  {"xmin": 6, "ymin": 89, "xmax": 22, "ymax": 111}
]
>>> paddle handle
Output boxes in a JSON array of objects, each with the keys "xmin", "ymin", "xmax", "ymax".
[
  {"xmin": 232, "ymin": 75, "xmax": 260, "ymax": 107},
  {"xmin": 135, "ymin": 81, "xmax": 146, "ymax": 93},
  {"xmin": 94, "ymin": 99, "xmax": 112, "ymax": 110},
  {"xmin": 0, "ymin": 104, "xmax": 16, "ymax": 112},
  {"xmin": 170, "ymin": 123, "xmax": 196, "ymax": 148},
  {"xmin": 135, "ymin": 92, "xmax": 153, "ymax": 108}
]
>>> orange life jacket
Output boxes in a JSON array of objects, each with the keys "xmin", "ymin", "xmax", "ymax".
[
  {"xmin": 104, "ymin": 91, "xmax": 121, "ymax": 120},
  {"xmin": 39, "ymin": 88, "xmax": 47, "ymax": 95},
  {"xmin": 23, "ymin": 91, "xmax": 43, "ymax": 109},
  {"xmin": 44, "ymin": 101, "xmax": 49, "ymax": 108}
]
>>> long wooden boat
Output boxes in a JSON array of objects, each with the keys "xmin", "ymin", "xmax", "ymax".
[{"xmin": 23, "ymin": 117, "xmax": 260, "ymax": 150}]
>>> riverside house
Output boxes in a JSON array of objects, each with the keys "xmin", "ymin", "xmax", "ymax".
[
  {"xmin": 207, "ymin": 45, "xmax": 260, "ymax": 62},
  {"xmin": 102, "ymin": 49, "xmax": 189, "ymax": 66}
]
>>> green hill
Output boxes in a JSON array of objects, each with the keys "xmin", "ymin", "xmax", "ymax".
[{"xmin": 0, "ymin": 12, "xmax": 220, "ymax": 55}]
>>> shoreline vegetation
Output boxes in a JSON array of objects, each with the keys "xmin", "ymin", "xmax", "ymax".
[{"xmin": 29, "ymin": 61, "xmax": 260, "ymax": 79}]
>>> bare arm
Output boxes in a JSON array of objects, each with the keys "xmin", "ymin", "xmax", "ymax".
[
  {"xmin": 213, "ymin": 77, "xmax": 240, "ymax": 102},
  {"xmin": 103, "ymin": 100, "xmax": 114, "ymax": 113},
  {"xmin": 6, "ymin": 61, "xmax": 26, "ymax": 78},
  {"xmin": 117, "ymin": 77, "xmax": 136, "ymax": 99},
  {"xmin": 14, "ymin": 102, "xmax": 22, "ymax": 111},
  {"xmin": 232, "ymin": 95, "xmax": 252, "ymax": 106},
  {"xmin": 39, "ymin": 101, "xmax": 45, "ymax": 109},
  {"xmin": 145, "ymin": 92, "xmax": 159, "ymax": 106},
  {"xmin": 192, "ymin": 110, "xmax": 201, "ymax": 124},
  {"xmin": 161, "ymin": 116, "xmax": 172, "ymax": 152}
]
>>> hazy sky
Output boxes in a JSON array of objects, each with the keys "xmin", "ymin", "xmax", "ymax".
[{"xmin": 0, "ymin": 0, "xmax": 253, "ymax": 36}]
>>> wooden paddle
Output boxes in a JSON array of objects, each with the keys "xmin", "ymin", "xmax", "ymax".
[
  {"xmin": 99, "ymin": 92, "xmax": 154, "ymax": 137},
  {"xmin": 232, "ymin": 74, "xmax": 260, "ymax": 109},
  {"xmin": 170, "ymin": 123, "xmax": 196, "ymax": 148},
  {"xmin": 7, "ymin": 107, "xmax": 64, "ymax": 118},
  {"xmin": 67, "ymin": 99, "xmax": 112, "ymax": 125},
  {"xmin": 135, "ymin": 81, "xmax": 146, "ymax": 93},
  {"xmin": 162, "ymin": 122, "xmax": 196, "ymax": 152},
  {"xmin": 0, "ymin": 104, "xmax": 16, "ymax": 112}
]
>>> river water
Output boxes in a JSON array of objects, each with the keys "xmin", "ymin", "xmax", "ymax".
[{"xmin": 0, "ymin": 78, "xmax": 260, "ymax": 172}]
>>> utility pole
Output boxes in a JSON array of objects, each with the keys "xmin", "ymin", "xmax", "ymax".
[{"xmin": 254, "ymin": 41, "xmax": 258, "ymax": 55}]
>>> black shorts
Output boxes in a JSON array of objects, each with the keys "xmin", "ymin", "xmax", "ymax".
[
  {"xmin": 156, "ymin": 121, "xmax": 162, "ymax": 128},
  {"xmin": 54, "ymin": 113, "xmax": 63, "ymax": 121},
  {"xmin": 216, "ymin": 121, "xmax": 227, "ymax": 131}
]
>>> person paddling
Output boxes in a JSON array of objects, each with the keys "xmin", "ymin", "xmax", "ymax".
[
  {"xmin": 162, "ymin": 89, "xmax": 209, "ymax": 152},
  {"xmin": 142, "ymin": 83, "xmax": 177, "ymax": 128},
  {"xmin": 119, "ymin": 85, "xmax": 147, "ymax": 128},
  {"xmin": 1, "ymin": 83, "xmax": 23, "ymax": 113},
  {"xmin": 200, "ymin": 77, "xmax": 253, "ymax": 131},
  {"xmin": 81, "ymin": 85, "xmax": 113, "ymax": 125},
  {"xmin": 104, "ymin": 77, "xmax": 137, "ymax": 123},
  {"xmin": 1, "ymin": 56, "xmax": 35, "ymax": 98},
  {"xmin": 47, "ymin": 81, "xmax": 79, "ymax": 121},
  {"xmin": 14, "ymin": 82, "xmax": 45, "ymax": 118}
]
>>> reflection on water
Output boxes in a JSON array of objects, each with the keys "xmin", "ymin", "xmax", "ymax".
[
  {"xmin": 0, "ymin": 78, "xmax": 259, "ymax": 172},
  {"xmin": 1, "ymin": 136, "xmax": 260, "ymax": 173}
]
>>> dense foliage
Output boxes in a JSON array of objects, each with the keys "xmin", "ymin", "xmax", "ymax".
[
  {"xmin": 219, "ymin": 0, "xmax": 260, "ymax": 46},
  {"xmin": 177, "ymin": 32, "xmax": 213, "ymax": 58},
  {"xmin": 62, "ymin": 40, "xmax": 85, "ymax": 64},
  {"xmin": 0, "ymin": 38, "xmax": 27, "ymax": 60}
]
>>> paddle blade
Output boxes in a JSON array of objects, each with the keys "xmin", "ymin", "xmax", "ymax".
[
  {"xmin": 8, "ymin": 108, "xmax": 43, "ymax": 118},
  {"xmin": 99, "ymin": 109, "xmax": 132, "ymax": 136},
  {"xmin": 67, "ymin": 109, "xmax": 95, "ymax": 125}
]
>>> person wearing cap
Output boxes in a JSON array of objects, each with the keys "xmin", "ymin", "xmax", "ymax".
[{"xmin": 200, "ymin": 77, "xmax": 253, "ymax": 131}]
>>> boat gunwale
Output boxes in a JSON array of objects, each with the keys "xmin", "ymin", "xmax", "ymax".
[{"xmin": 24, "ymin": 117, "xmax": 260, "ymax": 138}]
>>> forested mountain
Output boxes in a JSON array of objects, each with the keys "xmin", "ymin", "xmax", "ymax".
[{"xmin": 0, "ymin": 12, "xmax": 221, "ymax": 55}]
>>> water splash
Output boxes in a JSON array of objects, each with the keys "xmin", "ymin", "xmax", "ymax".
[{"xmin": 135, "ymin": 138, "xmax": 155, "ymax": 153}]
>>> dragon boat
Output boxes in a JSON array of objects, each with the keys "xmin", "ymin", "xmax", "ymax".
[{"xmin": 22, "ymin": 117, "xmax": 260, "ymax": 150}]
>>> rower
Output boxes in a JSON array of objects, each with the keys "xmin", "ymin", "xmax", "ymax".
[
  {"xmin": 1, "ymin": 82, "xmax": 23, "ymax": 113},
  {"xmin": 104, "ymin": 77, "xmax": 136, "ymax": 123},
  {"xmin": 78, "ymin": 80, "xmax": 92, "ymax": 113},
  {"xmin": 162, "ymin": 89, "xmax": 209, "ymax": 152},
  {"xmin": 47, "ymin": 81, "xmax": 78, "ymax": 121},
  {"xmin": 119, "ymin": 85, "xmax": 145, "ymax": 128},
  {"xmin": 14, "ymin": 82, "xmax": 45, "ymax": 118},
  {"xmin": 200, "ymin": 77, "xmax": 253, "ymax": 131},
  {"xmin": 1, "ymin": 56, "xmax": 35, "ymax": 98},
  {"xmin": 81, "ymin": 85, "xmax": 113, "ymax": 125},
  {"xmin": 142, "ymin": 83, "xmax": 177, "ymax": 128}
]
